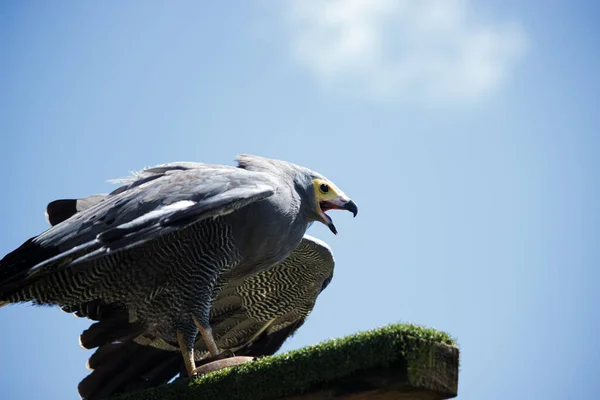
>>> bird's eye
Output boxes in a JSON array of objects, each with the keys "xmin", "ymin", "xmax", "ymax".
[{"xmin": 319, "ymin": 183, "xmax": 329, "ymax": 194}]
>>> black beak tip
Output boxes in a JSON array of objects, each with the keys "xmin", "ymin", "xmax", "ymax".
[
  {"xmin": 345, "ymin": 200, "xmax": 358, "ymax": 218},
  {"xmin": 328, "ymin": 222, "xmax": 338, "ymax": 235}
]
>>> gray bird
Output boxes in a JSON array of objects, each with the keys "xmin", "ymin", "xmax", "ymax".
[
  {"xmin": 71, "ymin": 234, "xmax": 334, "ymax": 400},
  {"xmin": 0, "ymin": 155, "xmax": 357, "ymax": 377}
]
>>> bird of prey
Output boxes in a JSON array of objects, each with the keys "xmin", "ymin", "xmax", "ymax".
[
  {"xmin": 41, "ymin": 193, "xmax": 335, "ymax": 398},
  {"xmin": 0, "ymin": 155, "xmax": 357, "ymax": 377},
  {"xmin": 72, "ymin": 234, "xmax": 334, "ymax": 400}
]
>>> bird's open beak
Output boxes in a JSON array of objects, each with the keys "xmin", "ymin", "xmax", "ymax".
[{"xmin": 318, "ymin": 198, "xmax": 358, "ymax": 235}]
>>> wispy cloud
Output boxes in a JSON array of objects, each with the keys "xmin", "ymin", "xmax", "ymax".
[{"xmin": 285, "ymin": 0, "xmax": 528, "ymax": 103}]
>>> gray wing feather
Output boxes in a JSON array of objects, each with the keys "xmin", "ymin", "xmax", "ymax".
[{"xmin": 18, "ymin": 164, "xmax": 276, "ymax": 283}]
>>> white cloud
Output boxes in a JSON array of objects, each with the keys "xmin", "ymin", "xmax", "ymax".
[{"xmin": 285, "ymin": 0, "xmax": 528, "ymax": 103}]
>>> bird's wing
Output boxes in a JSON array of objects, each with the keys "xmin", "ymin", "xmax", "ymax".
[
  {"xmin": 0, "ymin": 163, "xmax": 275, "ymax": 293},
  {"xmin": 76, "ymin": 235, "xmax": 334, "ymax": 400}
]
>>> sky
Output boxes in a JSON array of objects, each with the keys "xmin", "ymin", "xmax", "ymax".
[{"xmin": 0, "ymin": 1, "xmax": 598, "ymax": 399}]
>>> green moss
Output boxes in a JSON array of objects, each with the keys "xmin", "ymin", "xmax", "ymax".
[{"xmin": 113, "ymin": 323, "xmax": 457, "ymax": 400}]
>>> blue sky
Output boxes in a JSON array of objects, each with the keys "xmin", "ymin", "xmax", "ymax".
[{"xmin": 1, "ymin": 1, "xmax": 598, "ymax": 399}]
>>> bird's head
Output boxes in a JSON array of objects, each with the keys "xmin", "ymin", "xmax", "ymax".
[
  {"xmin": 308, "ymin": 177, "xmax": 357, "ymax": 235},
  {"xmin": 236, "ymin": 154, "xmax": 358, "ymax": 234}
]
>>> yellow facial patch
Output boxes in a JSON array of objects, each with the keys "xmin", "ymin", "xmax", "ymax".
[{"xmin": 313, "ymin": 178, "xmax": 347, "ymax": 204}]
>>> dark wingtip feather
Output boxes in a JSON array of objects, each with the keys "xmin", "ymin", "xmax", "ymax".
[
  {"xmin": 79, "ymin": 316, "xmax": 144, "ymax": 350},
  {"xmin": 46, "ymin": 199, "xmax": 78, "ymax": 226},
  {"xmin": 46, "ymin": 195, "xmax": 107, "ymax": 227},
  {"xmin": 79, "ymin": 342, "xmax": 179, "ymax": 400}
]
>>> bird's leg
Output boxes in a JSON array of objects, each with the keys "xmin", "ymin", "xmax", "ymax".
[
  {"xmin": 176, "ymin": 315, "xmax": 222, "ymax": 377},
  {"xmin": 177, "ymin": 330, "xmax": 199, "ymax": 377},
  {"xmin": 192, "ymin": 314, "xmax": 220, "ymax": 358}
]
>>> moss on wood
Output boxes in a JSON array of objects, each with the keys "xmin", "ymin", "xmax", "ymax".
[{"xmin": 112, "ymin": 323, "xmax": 459, "ymax": 400}]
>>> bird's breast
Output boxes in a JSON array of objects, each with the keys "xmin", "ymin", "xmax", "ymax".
[{"xmin": 224, "ymin": 198, "xmax": 307, "ymax": 278}]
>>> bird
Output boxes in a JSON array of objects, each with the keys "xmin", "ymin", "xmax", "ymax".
[
  {"xmin": 41, "ymin": 199, "xmax": 335, "ymax": 398},
  {"xmin": 71, "ymin": 234, "xmax": 334, "ymax": 400},
  {"xmin": 0, "ymin": 155, "xmax": 357, "ymax": 377}
]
